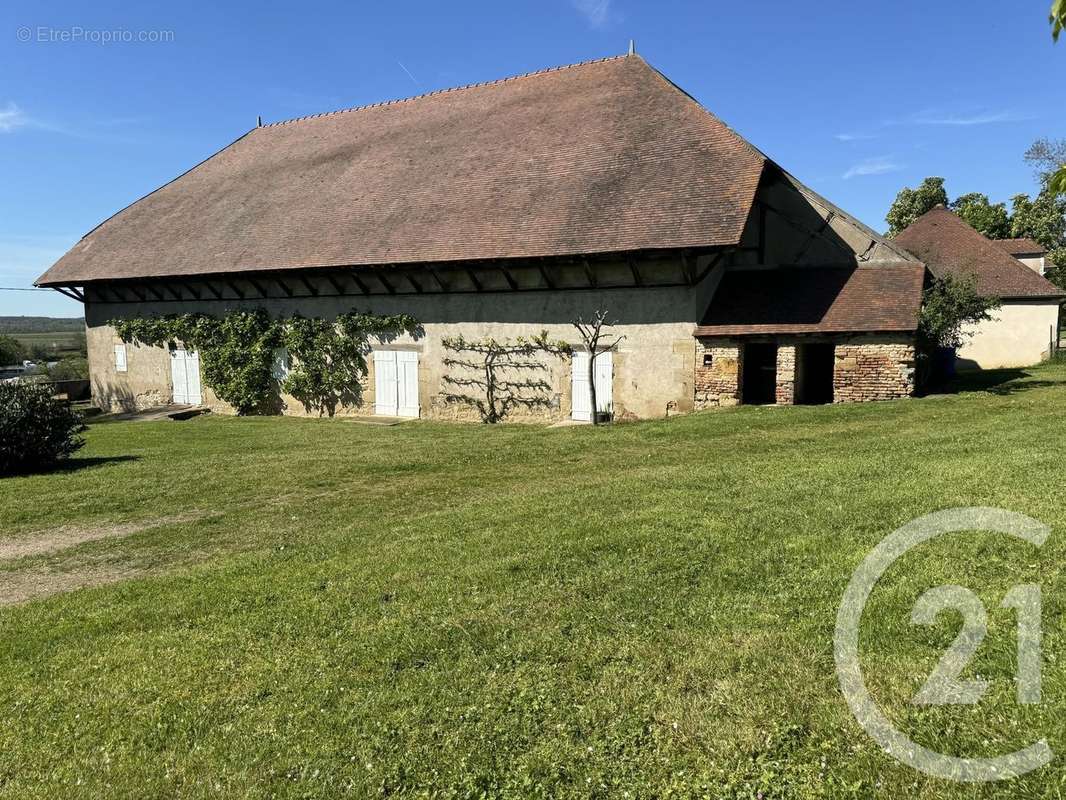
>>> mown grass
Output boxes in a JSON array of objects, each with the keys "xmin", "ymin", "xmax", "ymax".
[{"xmin": 2, "ymin": 366, "xmax": 1066, "ymax": 798}]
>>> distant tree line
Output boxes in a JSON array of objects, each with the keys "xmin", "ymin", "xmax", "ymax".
[{"xmin": 0, "ymin": 316, "xmax": 85, "ymax": 334}]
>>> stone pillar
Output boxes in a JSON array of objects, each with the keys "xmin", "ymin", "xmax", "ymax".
[
  {"xmin": 694, "ymin": 338, "xmax": 741, "ymax": 408},
  {"xmin": 775, "ymin": 345, "xmax": 795, "ymax": 405}
]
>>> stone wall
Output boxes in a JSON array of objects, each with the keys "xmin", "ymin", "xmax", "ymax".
[
  {"xmin": 695, "ymin": 335, "xmax": 915, "ymax": 409},
  {"xmin": 693, "ymin": 340, "xmax": 741, "ymax": 408},
  {"xmin": 833, "ymin": 338, "xmax": 915, "ymax": 402},
  {"xmin": 85, "ymin": 283, "xmax": 706, "ymax": 421}
]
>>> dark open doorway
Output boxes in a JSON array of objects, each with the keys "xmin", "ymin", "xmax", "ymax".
[
  {"xmin": 796, "ymin": 343, "xmax": 835, "ymax": 405},
  {"xmin": 742, "ymin": 343, "xmax": 778, "ymax": 405}
]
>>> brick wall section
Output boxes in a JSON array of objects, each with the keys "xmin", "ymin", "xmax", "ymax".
[
  {"xmin": 775, "ymin": 345, "xmax": 795, "ymax": 404},
  {"xmin": 693, "ymin": 340, "xmax": 741, "ymax": 408},
  {"xmin": 833, "ymin": 339, "xmax": 915, "ymax": 402}
]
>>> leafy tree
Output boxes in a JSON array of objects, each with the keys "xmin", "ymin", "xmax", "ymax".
[
  {"xmin": 950, "ymin": 193, "xmax": 1010, "ymax": 239},
  {"xmin": 1010, "ymin": 190, "xmax": 1066, "ymax": 252},
  {"xmin": 885, "ymin": 177, "xmax": 948, "ymax": 235},
  {"xmin": 41, "ymin": 356, "xmax": 90, "ymax": 382},
  {"xmin": 0, "ymin": 334, "xmax": 26, "ymax": 366},
  {"xmin": 1047, "ymin": 5, "xmax": 1066, "ymax": 192},
  {"xmin": 916, "ymin": 273, "xmax": 1000, "ymax": 387}
]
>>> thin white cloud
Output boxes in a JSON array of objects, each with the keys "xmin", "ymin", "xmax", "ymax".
[
  {"xmin": 842, "ymin": 156, "xmax": 902, "ymax": 180},
  {"xmin": 572, "ymin": 0, "xmax": 611, "ymax": 27},
  {"xmin": 0, "ymin": 102, "xmax": 28, "ymax": 133},
  {"xmin": 910, "ymin": 110, "xmax": 1029, "ymax": 126},
  {"xmin": 835, "ymin": 132, "xmax": 875, "ymax": 142}
]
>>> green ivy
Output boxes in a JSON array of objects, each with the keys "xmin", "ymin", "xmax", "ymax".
[{"xmin": 111, "ymin": 308, "xmax": 419, "ymax": 416}]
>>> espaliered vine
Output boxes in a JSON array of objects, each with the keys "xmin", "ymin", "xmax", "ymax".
[
  {"xmin": 111, "ymin": 309, "xmax": 419, "ymax": 416},
  {"xmin": 441, "ymin": 332, "xmax": 571, "ymax": 423}
]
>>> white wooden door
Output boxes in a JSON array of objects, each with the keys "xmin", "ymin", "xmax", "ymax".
[
  {"xmin": 571, "ymin": 351, "xmax": 612, "ymax": 421},
  {"xmin": 373, "ymin": 350, "xmax": 419, "ymax": 417},
  {"xmin": 374, "ymin": 351, "xmax": 398, "ymax": 416},
  {"xmin": 396, "ymin": 351, "xmax": 420, "ymax": 418},
  {"xmin": 170, "ymin": 348, "xmax": 202, "ymax": 405}
]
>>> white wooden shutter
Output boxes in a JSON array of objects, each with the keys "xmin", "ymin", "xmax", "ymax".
[
  {"xmin": 593, "ymin": 351, "xmax": 613, "ymax": 413},
  {"xmin": 571, "ymin": 351, "xmax": 591, "ymax": 421},
  {"xmin": 373, "ymin": 351, "xmax": 398, "ymax": 415},
  {"xmin": 114, "ymin": 344, "xmax": 127, "ymax": 373},
  {"xmin": 171, "ymin": 349, "xmax": 188, "ymax": 404},
  {"xmin": 186, "ymin": 351, "xmax": 202, "ymax": 405},
  {"xmin": 396, "ymin": 351, "xmax": 419, "ymax": 418}
]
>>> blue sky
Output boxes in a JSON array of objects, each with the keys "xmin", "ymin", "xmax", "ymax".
[{"xmin": 1, "ymin": 0, "xmax": 1063, "ymax": 316}]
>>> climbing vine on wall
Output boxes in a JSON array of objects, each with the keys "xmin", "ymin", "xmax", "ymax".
[
  {"xmin": 282, "ymin": 311, "xmax": 418, "ymax": 416},
  {"xmin": 441, "ymin": 332, "xmax": 571, "ymax": 423},
  {"xmin": 111, "ymin": 309, "xmax": 419, "ymax": 416}
]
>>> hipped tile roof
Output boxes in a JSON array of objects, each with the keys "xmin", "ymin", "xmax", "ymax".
[
  {"xmin": 894, "ymin": 208, "xmax": 1062, "ymax": 299},
  {"xmin": 693, "ymin": 263, "xmax": 925, "ymax": 336},
  {"xmin": 992, "ymin": 238, "xmax": 1045, "ymax": 256},
  {"xmin": 37, "ymin": 55, "xmax": 766, "ymax": 286}
]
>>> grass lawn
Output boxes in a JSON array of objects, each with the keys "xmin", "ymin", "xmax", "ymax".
[{"xmin": 2, "ymin": 365, "xmax": 1066, "ymax": 798}]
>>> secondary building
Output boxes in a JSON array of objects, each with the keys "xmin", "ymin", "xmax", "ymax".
[
  {"xmin": 895, "ymin": 207, "xmax": 1063, "ymax": 370},
  {"xmin": 36, "ymin": 54, "xmax": 924, "ymax": 421}
]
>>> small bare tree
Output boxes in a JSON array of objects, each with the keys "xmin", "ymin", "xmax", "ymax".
[{"xmin": 573, "ymin": 307, "xmax": 624, "ymax": 424}]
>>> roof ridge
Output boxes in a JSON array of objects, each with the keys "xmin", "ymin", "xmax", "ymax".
[{"xmin": 262, "ymin": 54, "xmax": 631, "ymax": 129}]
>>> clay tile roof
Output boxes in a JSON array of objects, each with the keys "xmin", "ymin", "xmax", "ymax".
[
  {"xmin": 36, "ymin": 55, "xmax": 766, "ymax": 287},
  {"xmin": 693, "ymin": 263, "xmax": 926, "ymax": 336},
  {"xmin": 992, "ymin": 238, "xmax": 1045, "ymax": 256},
  {"xmin": 894, "ymin": 208, "xmax": 1063, "ymax": 299}
]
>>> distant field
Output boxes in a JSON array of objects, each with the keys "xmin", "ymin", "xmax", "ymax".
[{"xmin": 9, "ymin": 330, "xmax": 86, "ymax": 358}]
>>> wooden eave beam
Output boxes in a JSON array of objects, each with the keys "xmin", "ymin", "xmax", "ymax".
[
  {"xmin": 427, "ymin": 267, "xmax": 449, "ymax": 292},
  {"xmin": 581, "ymin": 258, "xmax": 598, "ymax": 288},
  {"xmin": 323, "ymin": 273, "xmax": 345, "ymax": 295},
  {"xmin": 274, "ymin": 277, "xmax": 294, "ymax": 297},
  {"xmin": 497, "ymin": 264, "xmax": 519, "ymax": 291},
  {"xmin": 465, "ymin": 268, "xmax": 483, "ymax": 292},
  {"xmin": 225, "ymin": 281, "xmax": 245, "ymax": 300},
  {"xmin": 248, "ymin": 278, "xmax": 270, "ymax": 298},
  {"xmin": 53, "ymin": 286, "xmax": 84, "ymax": 303},
  {"xmin": 297, "ymin": 274, "xmax": 319, "ymax": 296},
  {"xmin": 537, "ymin": 263, "xmax": 556, "ymax": 290},
  {"xmin": 376, "ymin": 270, "xmax": 397, "ymax": 295},
  {"xmin": 626, "ymin": 256, "xmax": 643, "ymax": 287},
  {"xmin": 405, "ymin": 272, "xmax": 424, "ymax": 293},
  {"xmin": 349, "ymin": 272, "xmax": 371, "ymax": 295}
]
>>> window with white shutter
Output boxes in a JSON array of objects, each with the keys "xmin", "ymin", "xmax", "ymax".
[{"xmin": 114, "ymin": 343, "xmax": 127, "ymax": 373}]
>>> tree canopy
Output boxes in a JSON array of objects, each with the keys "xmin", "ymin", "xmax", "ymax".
[
  {"xmin": 0, "ymin": 335, "xmax": 27, "ymax": 366},
  {"xmin": 885, "ymin": 177, "xmax": 948, "ymax": 236},
  {"xmin": 950, "ymin": 193, "xmax": 1011, "ymax": 240}
]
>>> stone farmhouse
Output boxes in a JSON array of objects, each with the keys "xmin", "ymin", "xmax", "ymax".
[
  {"xmin": 37, "ymin": 54, "xmax": 926, "ymax": 421},
  {"xmin": 895, "ymin": 207, "xmax": 1063, "ymax": 370}
]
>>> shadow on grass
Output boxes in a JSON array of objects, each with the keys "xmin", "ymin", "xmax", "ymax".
[
  {"xmin": 925, "ymin": 367, "xmax": 1066, "ymax": 398},
  {"xmin": 3, "ymin": 455, "xmax": 140, "ymax": 479}
]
